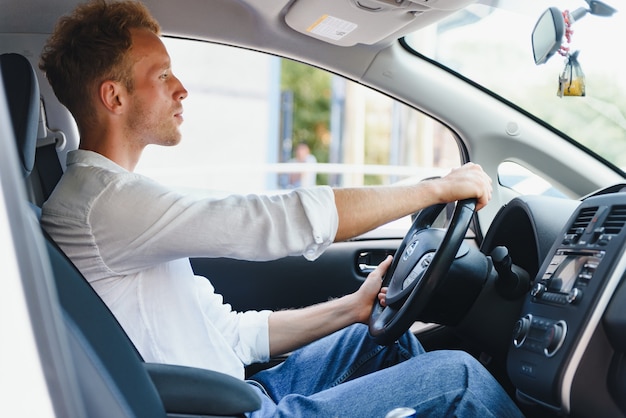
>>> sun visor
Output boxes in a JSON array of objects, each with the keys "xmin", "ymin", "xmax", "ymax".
[{"xmin": 284, "ymin": 0, "xmax": 474, "ymax": 46}]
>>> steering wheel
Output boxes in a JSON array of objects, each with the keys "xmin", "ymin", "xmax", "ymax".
[{"xmin": 368, "ymin": 198, "xmax": 477, "ymax": 346}]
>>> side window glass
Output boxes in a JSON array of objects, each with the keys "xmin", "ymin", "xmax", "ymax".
[
  {"xmin": 135, "ymin": 38, "xmax": 462, "ymax": 230},
  {"xmin": 498, "ymin": 161, "xmax": 567, "ymax": 198}
]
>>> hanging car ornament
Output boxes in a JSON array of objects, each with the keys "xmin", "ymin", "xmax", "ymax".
[
  {"xmin": 557, "ymin": 12, "xmax": 585, "ymax": 97},
  {"xmin": 558, "ymin": 50, "xmax": 585, "ymax": 97}
]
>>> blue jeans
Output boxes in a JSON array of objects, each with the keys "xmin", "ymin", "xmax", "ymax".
[{"xmin": 247, "ymin": 324, "xmax": 524, "ymax": 417}]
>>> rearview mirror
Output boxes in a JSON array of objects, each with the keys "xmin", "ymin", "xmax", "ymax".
[
  {"xmin": 532, "ymin": 7, "xmax": 565, "ymax": 65},
  {"xmin": 532, "ymin": 2, "xmax": 617, "ymax": 65}
]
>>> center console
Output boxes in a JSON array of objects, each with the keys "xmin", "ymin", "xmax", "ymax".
[{"xmin": 507, "ymin": 193, "xmax": 626, "ymax": 413}]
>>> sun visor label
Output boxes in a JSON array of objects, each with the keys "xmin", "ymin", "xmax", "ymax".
[{"xmin": 307, "ymin": 15, "xmax": 357, "ymax": 41}]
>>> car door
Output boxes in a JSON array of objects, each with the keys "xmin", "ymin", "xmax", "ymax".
[{"xmin": 134, "ymin": 38, "xmax": 464, "ymax": 312}]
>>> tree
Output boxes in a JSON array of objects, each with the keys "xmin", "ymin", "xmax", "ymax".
[{"xmin": 280, "ymin": 59, "xmax": 332, "ymax": 164}]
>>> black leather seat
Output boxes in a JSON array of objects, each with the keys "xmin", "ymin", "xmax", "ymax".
[{"xmin": 0, "ymin": 52, "xmax": 260, "ymax": 418}]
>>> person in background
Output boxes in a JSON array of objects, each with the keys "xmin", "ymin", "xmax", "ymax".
[{"xmin": 288, "ymin": 141, "xmax": 317, "ymax": 188}]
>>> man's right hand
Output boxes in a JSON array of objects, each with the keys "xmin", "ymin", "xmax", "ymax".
[{"xmin": 429, "ymin": 162, "xmax": 492, "ymax": 211}]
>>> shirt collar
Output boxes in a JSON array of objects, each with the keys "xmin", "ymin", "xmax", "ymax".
[{"xmin": 66, "ymin": 149, "xmax": 129, "ymax": 173}]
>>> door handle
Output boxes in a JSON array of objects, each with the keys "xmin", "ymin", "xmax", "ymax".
[{"xmin": 356, "ymin": 249, "xmax": 395, "ymax": 276}]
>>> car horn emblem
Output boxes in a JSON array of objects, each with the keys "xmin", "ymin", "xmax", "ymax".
[{"xmin": 403, "ymin": 239, "xmax": 418, "ymax": 261}]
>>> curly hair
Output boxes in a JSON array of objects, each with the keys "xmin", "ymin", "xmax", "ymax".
[{"xmin": 39, "ymin": 0, "xmax": 160, "ymax": 129}]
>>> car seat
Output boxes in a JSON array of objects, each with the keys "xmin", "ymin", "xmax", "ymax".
[{"xmin": 0, "ymin": 52, "xmax": 261, "ymax": 418}]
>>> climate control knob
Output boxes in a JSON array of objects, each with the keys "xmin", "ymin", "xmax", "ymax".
[
  {"xmin": 544, "ymin": 320, "xmax": 567, "ymax": 357},
  {"xmin": 512, "ymin": 314, "xmax": 532, "ymax": 348}
]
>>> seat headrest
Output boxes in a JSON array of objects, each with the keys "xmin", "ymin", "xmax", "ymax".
[{"xmin": 0, "ymin": 53, "xmax": 40, "ymax": 178}]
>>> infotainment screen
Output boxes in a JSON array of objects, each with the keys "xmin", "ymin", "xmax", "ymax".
[{"xmin": 544, "ymin": 249, "xmax": 603, "ymax": 293}]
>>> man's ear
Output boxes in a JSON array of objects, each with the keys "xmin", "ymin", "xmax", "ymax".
[{"xmin": 99, "ymin": 80, "xmax": 126, "ymax": 114}]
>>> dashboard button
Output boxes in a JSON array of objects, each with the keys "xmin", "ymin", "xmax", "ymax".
[
  {"xmin": 512, "ymin": 314, "xmax": 532, "ymax": 348},
  {"xmin": 544, "ymin": 320, "xmax": 567, "ymax": 357},
  {"xmin": 520, "ymin": 362, "xmax": 536, "ymax": 377},
  {"xmin": 567, "ymin": 288, "xmax": 581, "ymax": 304},
  {"xmin": 530, "ymin": 282, "xmax": 546, "ymax": 298}
]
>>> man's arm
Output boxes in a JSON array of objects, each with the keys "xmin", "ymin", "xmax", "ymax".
[
  {"xmin": 333, "ymin": 162, "xmax": 492, "ymax": 241},
  {"xmin": 267, "ymin": 256, "xmax": 391, "ymax": 356},
  {"xmin": 267, "ymin": 162, "xmax": 491, "ymax": 356}
]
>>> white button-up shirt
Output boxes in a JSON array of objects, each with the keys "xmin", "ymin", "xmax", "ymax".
[{"xmin": 41, "ymin": 150, "xmax": 338, "ymax": 379}]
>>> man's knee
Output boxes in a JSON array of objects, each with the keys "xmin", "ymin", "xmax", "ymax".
[
  {"xmin": 438, "ymin": 350, "xmax": 495, "ymax": 388},
  {"xmin": 401, "ymin": 350, "xmax": 487, "ymax": 390}
]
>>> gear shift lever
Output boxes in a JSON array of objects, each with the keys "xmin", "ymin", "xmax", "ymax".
[{"xmin": 491, "ymin": 246, "xmax": 531, "ymax": 300}]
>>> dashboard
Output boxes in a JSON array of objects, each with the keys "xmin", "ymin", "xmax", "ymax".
[{"xmin": 499, "ymin": 189, "xmax": 626, "ymax": 417}]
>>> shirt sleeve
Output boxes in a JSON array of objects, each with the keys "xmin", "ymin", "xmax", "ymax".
[
  {"xmin": 90, "ymin": 174, "xmax": 339, "ymax": 274},
  {"xmin": 193, "ymin": 276, "xmax": 272, "ymax": 365}
]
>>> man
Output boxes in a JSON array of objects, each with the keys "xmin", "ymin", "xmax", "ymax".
[
  {"xmin": 287, "ymin": 142, "xmax": 317, "ymax": 188},
  {"xmin": 39, "ymin": 1, "xmax": 523, "ymax": 416}
]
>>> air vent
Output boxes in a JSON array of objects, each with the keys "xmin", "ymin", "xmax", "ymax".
[
  {"xmin": 603, "ymin": 205, "xmax": 626, "ymax": 235},
  {"xmin": 567, "ymin": 206, "xmax": 598, "ymax": 235}
]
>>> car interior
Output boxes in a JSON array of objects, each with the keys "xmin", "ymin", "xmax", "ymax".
[{"xmin": 2, "ymin": 0, "xmax": 626, "ymax": 417}]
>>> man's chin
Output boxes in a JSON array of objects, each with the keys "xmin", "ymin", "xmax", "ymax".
[
  {"xmin": 162, "ymin": 134, "xmax": 182, "ymax": 147},
  {"xmin": 164, "ymin": 139, "xmax": 181, "ymax": 147}
]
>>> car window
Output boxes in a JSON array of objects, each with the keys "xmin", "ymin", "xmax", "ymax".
[
  {"xmin": 404, "ymin": 1, "xmax": 626, "ymax": 174},
  {"xmin": 135, "ymin": 38, "xmax": 462, "ymax": 232},
  {"xmin": 498, "ymin": 161, "xmax": 567, "ymax": 198}
]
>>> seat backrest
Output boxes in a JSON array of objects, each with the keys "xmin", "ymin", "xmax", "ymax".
[
  {"xmin": 1, "ymin": 52, "xmax": 168, "ymax": 418},
  {"xmin": 42, "ymin": 228, "xmax": 167, "ymax": 418},
  {"xmin": 1, "ymin": 52, "xmax": 64, "ymax": 204}
]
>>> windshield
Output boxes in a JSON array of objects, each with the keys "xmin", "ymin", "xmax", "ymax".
[{"xmin": 404, "ymin": 0, "xmax": 625, "ymax": 172}]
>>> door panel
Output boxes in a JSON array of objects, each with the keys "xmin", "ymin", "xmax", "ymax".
[{"xmin": 191, "ymin": 239, "xmax": 400, "ymax": 312}]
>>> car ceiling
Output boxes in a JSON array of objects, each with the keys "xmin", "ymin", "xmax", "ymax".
[{"xmin": 2, "ymin": 0, "xmax": 476, "ymax": 78}]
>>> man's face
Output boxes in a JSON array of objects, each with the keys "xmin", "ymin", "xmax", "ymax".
[{"xmin": 125, "ymin": 28, "xmax": 187, "ymax": 147}]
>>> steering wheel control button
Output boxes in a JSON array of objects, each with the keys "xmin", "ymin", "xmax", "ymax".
[
  {"xmin": 402, "ymin": 270, "xmax": 420, "ymax": 290},
  {"xmin": 401, "ymin": 253, "xmax": 433, "ymax": 290},
  {"xmin": 420, "ymin": 252, "xmax": 433, "ymax": 269}
]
